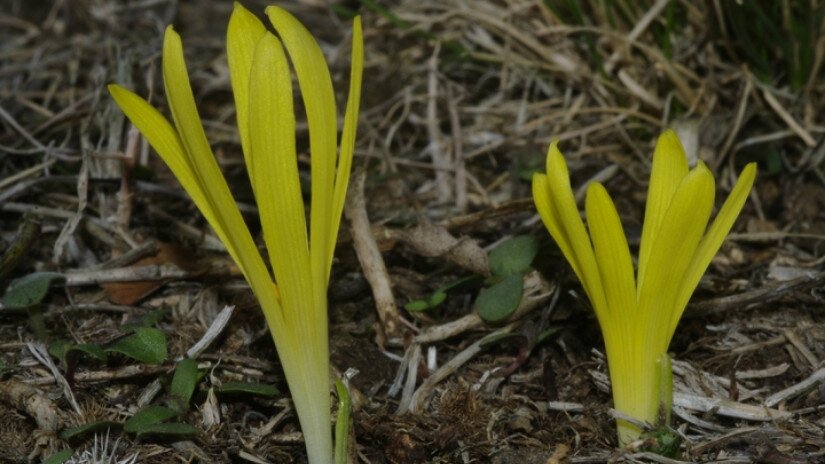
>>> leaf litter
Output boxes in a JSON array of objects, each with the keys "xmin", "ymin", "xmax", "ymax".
[{"xmin": 1, "ymin": 0, "xmax": 825, "ymax": 462}]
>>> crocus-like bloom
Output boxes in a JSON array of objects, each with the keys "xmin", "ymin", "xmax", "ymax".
[
  {"xmin": 532, "ymin": 130, "xmax": 756, "ymax": 445},
  {"xmin": 108, "ymin": 4, "xmax": 362, "ymax": 463}
]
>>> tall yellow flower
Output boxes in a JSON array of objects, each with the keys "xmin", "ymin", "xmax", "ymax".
[
  {"xmin": 108, "ymin": 4, "xmax": 363, "ymax": 463},
  {"xmin": 532, "ymin": 130, "xmax": 756, "ymax": 445}
]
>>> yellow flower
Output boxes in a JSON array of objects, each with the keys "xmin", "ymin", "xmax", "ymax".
[
  {"xmin": 532, "ymin": 130, "xmax": 756, "ymax": 445},
  {"xmin": 108, "ymin": 4, "xmax": 363, "ymax": 463}
]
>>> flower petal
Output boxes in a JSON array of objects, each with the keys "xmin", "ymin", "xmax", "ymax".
[
  {"xmin": 248, "ymin": 33, "xmax": 313, "ymax": 319},
  {"xmin": 637, "ymin": 130, "xmax": 689, "ymax": 292},
  {"xmin": 542, "ymin": 143, "xmax": 607, "ymax": 319},
  {"xmin": 162, "ymin": 27, "xmax": 234, "ymax": 247},
  {"xmin": 158, "ymin": 27, "xmax": 278, "ymax": 307},
  {"xmin": 248, "ymin": 33, "xmax": 331, "ymax": 464},
  {"xmin": 328, "ymin": 16, "xmax": 364, "ymax": 283},
  {"xmin": 108, "ymin": 83, "xmax": 280, "ymax": 319},
  {"xmin": 266, "ymin": 6, "xmax": 338, "ymax": 297},
  {"xmin": 637, "ymin": 163, "xmax": 715, "ymax": 353},
  {"xmin": 227, "ymin": 2, "xmax": 266, "ymax": 190},
  {"xmin": 533, "ymin": 173, "xmax": 582, "ymax": 279},
  {"xmin": 625, "ymin": 164, "xmax": 714, "ymax": 438},
  {"xmin": 108, "ymin": 85, "xmax": 203, "ymax": 213},
  {"xmin": 108, "ymin": 84, "xmax": 258, "ymax": 282},
  {"xmin": 584, "ymin": 182, "xmax": 639, "ymax": 443},
  {"xmin": 585, "ymin": 182, "xmax": 636, "ymax": 325},
  {"xmin": 668, "ymin": 162, "xmax": 757, "ymax": 337}
]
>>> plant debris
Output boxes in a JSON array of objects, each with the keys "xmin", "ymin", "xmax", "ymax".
[{"xmin": 1, "ymin": 0, "xmax": 825, "ymax": 462}]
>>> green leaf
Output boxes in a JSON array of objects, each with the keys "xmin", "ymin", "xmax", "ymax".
[
  {"xmin": 123, "ymin": 405, "xmax": 178, "ymax": 433},
  {"xmin": 404, "ymin": 289, "xmax": 450, "ymax": 313},
  {"xmin": 404, "ymin": 299, "xmax": 431, "ymax": 312},
  {"xmin": 106, "ymin": 327, "xmax": 167, "ymax": 364},
  {"xmin": 476, "ymin": 274, "xmax": 523, "ymax": 323},
  {"xmin": 334, "ymin": 379, "xmax": 351, "ymax": 464},
  {"xmin": 42, "ymin": 449, "xmax": 73, "ymax": 464},
  {"xmin": 48, "ymin": 339, "xmax": 71, "ymax": 362},
  {"xmin": 60, "ymin": 421, "xmax": 122, "ymax": 440},
  {"xmin": 643, "ymin": 426, "xmax": 683, "ymax": 459},
  {"xmin": 405, "ymin": 275, "xmax": 481, "ymax": 313},
  {"xmin": 488, "ymin": 236, "xmax": 539, "ymax": 276},
  {"xmin": 218, "ymin": 382, "xmax": 280, "ymax": 397},
  {"xmin": 134, "ymin": 422, "xmax": 199, "ymax": 438},
  {"xmin": 1, "ymin": 272, "xmax": 64, "ymax": 309},
  {"xmin": 51, "ymin": 340, "xmax": 107, "ymax": 365},
  {"xmin": 428, "ymin": 291, "xmax": 447, "ymax": 307},
  {"xmin": 168, "ymin": 358, "xmax": 200, "ymax": 412}
]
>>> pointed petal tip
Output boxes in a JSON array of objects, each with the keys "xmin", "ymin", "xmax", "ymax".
[
  {"xmin": 694, "ymin": 159, "xmax": 711, "ymax": 174},
  {"xmin": 654, "ymin": 128, "xmax": 688, "ymax": 163},
  {"xmin": 742, "ymin": 162, "xmax": 758, "ymax": 178},
  {"xmin": 734, "ymin": 162, "xmax": 758, "ymax": 195},
  {"xmin": 231, "ymin": 1, "xmax": 257, "ymax": 20},
  {"xmin": 163, "ymin": 24, "xmax": 181, "ymax": 47},
  {"xmin": 545, "ymin": 139, "xmax": 565, "ymax": 173},
  {"xmin": 689, "ymin": 160, "xmax": 715, "ymax": 188}
]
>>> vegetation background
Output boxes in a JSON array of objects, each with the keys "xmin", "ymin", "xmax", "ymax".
[{"xmin": 0, "ymin": 0, "xmax": 824, "ymax": 462}]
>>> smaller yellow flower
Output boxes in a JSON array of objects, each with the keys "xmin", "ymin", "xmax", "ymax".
[{"xmin": 532, "ymin": 130, "xmax": 756, "ymax": 445}]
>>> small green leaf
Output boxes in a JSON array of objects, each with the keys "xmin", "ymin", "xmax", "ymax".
[
  {"xmin": 135, "ymin": 422, "xmax": 199, "ymax": 438},
  {"xmin": 218, "ymin": 382, "xmax": 280, "ymax": 397},
  {"xmin": 488, "ymin": 236, "xmax": 539, "ymax": 276},
  {"xmin": 405, "ymin": 290, "xmax": 449, "ymax": 313},
  {"xmin": 49, "ymin": 339, "xmax": 71, "ymax": 362},
  {"xmin": 60, "ymin": 421, "xmax": 122, "ymax": 440},
  {"xmin": 42, "ymin": 449, "xmax": 73, "ymax": 464},
  {"xmin": 404, "ymin": 276, "xmax": 480, "ymax": 314},
  {"xmin": 404, "ymin": 300, "xmax": 430, "ymax": 312},
  {"xmin": 428, "ymin": 291, "xmax": 447, "ymax": 307},
  {"xmin": 2, "ymin": 272, "xmax": 64, "ymax": 309},
  {"xmin": 643, "ymin": 426, "xmax": 683, "ymax": 459},
  {"xmin": 50, "ymin": 341, "xmax": 107, "ymax": 367},
  {"xmin": 106, "ymin": 327, "xmax": 167, "ymax": 364},
  {"xmin": 168, "ymin": 358, "xmax": 200, "ymax": 412},
  {"xmin": 476, "ymin": 274, "xmax": 523, "ymax": 322},
  {"xmin": 123, "ymin": 405, "xmax": 178, "ymax": 433}
]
